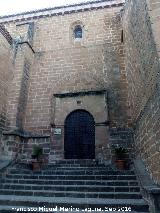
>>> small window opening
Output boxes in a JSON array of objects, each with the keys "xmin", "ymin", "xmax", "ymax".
[
  {"xmin": 121, "ymin": 30, "xmax": 124, "ymax": 43},
  {"xmin": 74, "ymin": 25, "xmax": 82, "ymax": 39},
  {"xmin": 77, "ymin": 100, "xmax": 82, "ymax": 105}
]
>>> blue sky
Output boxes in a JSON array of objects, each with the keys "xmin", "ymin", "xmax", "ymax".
[{"xmin": 0, "ymin": 0, "xmax": 90, "ymax": 16}]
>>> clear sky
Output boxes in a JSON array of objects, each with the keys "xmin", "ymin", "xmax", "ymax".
[{"xmin": 0, "ymin": 0, "xmax": 91, "ymax": 16}]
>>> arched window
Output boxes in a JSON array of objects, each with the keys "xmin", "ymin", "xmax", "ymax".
[{"xmin": 74, "ymin": 25, "xmax": 82, "ymax": 39}]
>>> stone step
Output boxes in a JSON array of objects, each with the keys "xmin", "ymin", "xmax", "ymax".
[
  {"xmin": 0, "ymin": 189, "xmax": 142, "ymax": 199},
  {"xmin": 0, "ymin": 183, "xmax": 141, "ymax": 192},
  {"xmin": 0, "ymin": 205, "xmax": 150, "ymax": 213},
  {"xmin": 42, "ymin": 166, "xmax": 116, "ymax": 174},
  {"xmin": 41, "ymin": 166, "xmax": 110, "ymax": 170},
  {"xmin": 8, "ymin": 170, "xmax": 136, "ymax": 176},
  {"xmin": 41, "ymin": 168, "xmax": 134, "ymax": 174},
  {"xmin": 45, "ymin": 163, "xmax": 106, "ymax": 167},
  {"xmin": 53, "ymin": 159, "xmax": 98, "ymax": 164},
  {"xmin": 42, "ymin": 170, "xmax": 135, "ymax": 175},
  {"xmin": 47, "ymin": 160, "xmax": 101, "ymax": 166},
  {"xmin": 0, "ymin": 195, "xmax": 149, "ymax": 212},
  {"xmin": 16, "ymin": 163, "xmax": 107, "ymax": 168},
  {"xmin": 0, "ymin": 161, "xmax": 149, "ymax": 213},
  {"xmin": 42, "ymin": 170, "xmax": 134, "ymax": 175},
  {"xmin": 14, "ymin": 161, "xmax": 105, "ymax": 171},
  {"xmin": 5, "ymin": 174, "xmax": 137, "ymax": 180},
  {"xmin": 10, "ymin": 167, "xmax": 120, "ymax": 172},
  {"xmin": 0, "ymin": 178, "xmax": 139, "ymax": 186}
]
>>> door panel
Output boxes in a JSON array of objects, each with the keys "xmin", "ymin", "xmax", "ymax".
[{"xmin": 64, "ymin": 110, "xmax": 95, "ymax": 159}]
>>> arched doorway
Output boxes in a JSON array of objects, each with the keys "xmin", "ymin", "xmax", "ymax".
[{"xmin": 64, "ymin": 110, "xmax": 95, "ymax": 159}]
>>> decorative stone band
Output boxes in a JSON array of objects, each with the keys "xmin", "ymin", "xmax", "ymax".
[
  {"xmin": 0, "ymin": 24, "xmax": 12, "ymax": 45},
  {"xmin": 0, "ymin": 0, "xmax": 125, "ymax": 24}
]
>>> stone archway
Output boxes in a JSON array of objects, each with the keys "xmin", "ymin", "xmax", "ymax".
[{"xmin": 64, "ymin": 109, "xmax": 95, "ymax": 159}]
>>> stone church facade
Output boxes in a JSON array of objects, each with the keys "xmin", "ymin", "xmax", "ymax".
[{"xmin": 0, "ymin": 0, "xmax": 160, "ymax": 185}]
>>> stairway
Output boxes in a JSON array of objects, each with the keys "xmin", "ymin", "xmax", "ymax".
[{"xmin": 0, "ymin": 160, "xmax": 149, "ymax": 212}]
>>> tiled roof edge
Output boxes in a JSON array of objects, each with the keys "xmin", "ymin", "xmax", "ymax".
[{"xmin": 0, "ymin": 0, "xmax": 125, "ymax": 23}]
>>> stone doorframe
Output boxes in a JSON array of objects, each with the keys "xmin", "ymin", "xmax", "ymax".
[{"xmin": 49, "ymin": 90, "xmax": 110, "ymax": 163}]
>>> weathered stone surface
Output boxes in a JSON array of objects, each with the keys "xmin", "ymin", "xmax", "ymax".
[
  {"xmin": 0, "ymin": 0, "xmax": 159, "ymax": 186},
  {"xmin": 0, "ymin": 25, "xmax": 13, "ymax": 157},
  {"xmin": 0, "ymin": 160, "xmax": 150, "ymax": 212},
  {"xmin": 123, "ymin": 0, "xmax": 160, "ymax": 185}
]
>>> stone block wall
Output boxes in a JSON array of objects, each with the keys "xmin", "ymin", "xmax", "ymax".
[
  {"xmin": 1, "ymin": 134, "xmax": 22, "ymax": 160},
  {"xmin": 146, "ymin": 0, "xmax": 160, "ymax": 58},
  {"xmin": 123, "ymin": 0, "xmax": 159, "ymax": 122},
  {"xmin": 0, "ymin": 25, "xmax": 13, "ymax": 154},
  {"xmin": 0, "ymin": 23, "xmax": 35, "ymax": 161},
  {"xmin": 134, "ymin": 86, "xmax": 160, "ymax": 184},
  {"xmin": 2, "ymin": 4, "xmax": 129, "ymax": 135},
  {"xmin": 6, "ymin": 43, "xmax": 34, "ymax": 130},
  {"xmin": 109, "ymin": 127, "xmax": 134, "ymax": 168},
  {"xmin": 20, "ymin": 136, "xmax": 50, "ymax": 163},
  {"xmin": 6, "ymin": 22, "xmax": 35, "ymax": 130},
  {"xmin": 123, "ymin": 0, "xmax": 160, "ymax": 184},
  {"xmin": 0, "ymin": 0, "xmax": 159, "ymax": 171}
]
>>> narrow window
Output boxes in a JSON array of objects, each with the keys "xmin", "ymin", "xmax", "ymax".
[
  {"xmin": 74, "ymin": 25, "xmax": 82, "ymax": 39},
  {"xmin": 121, "ymin": 30, "xmax": 124, "ymax": 43}
]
